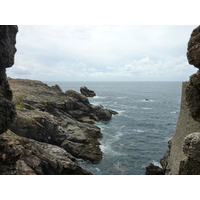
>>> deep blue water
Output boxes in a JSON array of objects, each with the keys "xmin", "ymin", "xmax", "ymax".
[{"xmin": 44, "ymin": 81, "xmax": 182, "ymax": 175}]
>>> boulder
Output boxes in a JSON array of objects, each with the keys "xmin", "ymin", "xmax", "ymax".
[
  {"xmin": 187, "ymin": 25, "xmax": 200, "ymax": 68},
  {"xmin": 182, "ymin": 132, "xmax": 200, "ymax": 162},
  {"xmin": 80, "ymin": 86, "xmax": 96, "ymax": 97},
  {"xmin": 146, "ymin": 163, "xmax": 164, "ymax": 175},
  {"xmin": 179, "ymin": 132, "xmax": 200, "ymax": 174}
]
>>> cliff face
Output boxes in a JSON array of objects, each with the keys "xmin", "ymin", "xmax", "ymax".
[
  {"xmin": 160, "ymin": 25, "xmax": 200, "ymax": 175},
  {"xmin": 0, "ymin": 25, "xmax": 18, "ymax": 135}
]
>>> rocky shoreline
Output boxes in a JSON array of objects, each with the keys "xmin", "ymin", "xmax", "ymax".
[
  {"xmin": 0, "ymin": 25, "xmax": 118, "ymax": 175},
  {"xmin": 8, "ymin": 77, "xmax": 118, "ymax": 162}
]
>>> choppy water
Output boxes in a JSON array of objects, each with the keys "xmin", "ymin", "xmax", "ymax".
[{"xmin": 45, "ymin": 81, "xmax": 182, "ymax": 175}]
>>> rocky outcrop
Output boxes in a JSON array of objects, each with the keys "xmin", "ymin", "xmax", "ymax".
[
  {"xmin": 187, "ymin": 25, "xmax": 200, "ymax": 68},
  {"xmin": 146, "ymin": 163, "xmax": 164, "ymax": 175},
  {"xmin": 157, "ymin": 25, "xmax": 200, "ymax": 175},
  {"xmin": 80, "ymin": 86, "xmax": 96, "ymax": 97},
  {"xmin": 179, "ymin": 132, "xmax": 200, "ymax": 175},
  {"xmin": 0, "ymin": 26, "xmax": 18, "ymax": 135},
  {"xmin": 8, "ymin": 78, "xmax": 117, "ymax": 162},
  {"xmin": 0, "ymin": 130, "xmax": 91, "ymax": 175}
]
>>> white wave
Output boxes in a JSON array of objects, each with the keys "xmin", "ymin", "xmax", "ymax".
[
  {"xmin": 170, "ymin": 111, "xmax": 179, "ymax": 114},
  {"xmin": 116, "ymin": 97, "xmax": 127, "ymax": 99},
  {"xmin": 151, "ymin": 160, "xmax": 162, "ymax": 168},
  {"xmin": 134, "ymin": 129, "xmax": 145, "ymax": 133},
  {"xmin": 164, "ymin": 136, "xmax": 172, "ymax": 142},
  {"xmin": 95, "ymin": 168, "xmax": 101, "ymax": 173},
  {"xmin": 100, "ymin": 144, "xmax": 127, "ymax": 157},
  {"xmin": 141, "ymin": 107, "xmax": 153, "ymax": 110},
  {"xmin": 93, "ymin": 96, "xmax": 106, "ymax": 99}
]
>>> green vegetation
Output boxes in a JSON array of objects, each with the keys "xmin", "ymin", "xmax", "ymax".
[{"xmin": 15, "ymin": 100, "xmax": 24, "ymax": 109}]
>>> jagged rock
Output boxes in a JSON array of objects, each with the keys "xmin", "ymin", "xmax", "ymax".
[
  {"xmin": 0, "ymin": 25, "xmax": 18, "ymax": 69},
  {"xmin": 185, "ymin": 71, "xmax": 200, "ymax": 122},
  {"xmin": 187, "ymin": 25, "xmax": 200, "ymax": 68},
  {"xmin": 80, "ymin": 86, "xmax": 96, "ymax": 97},
  {"xmin": 160, "ymin": 140, "xmax": 171, "ymax": 173},
  {"xmin": 0, "ymin": 26, "xmax": 18, "ymax": 135},
  {"xmin": 146, "ymin": 163, "xmax": 164, "ymax": 175},
  {"xmin": 0, "ymin": 97, "xmax": 16, "ymax": 134},
  {"xmin": 8, "ymin": 78, "xmax": 118, "ymax": 162},
  {"xmin": 10, "ymin": 104, "xmax": 103, "ymax": 162},
  {"xmin": 179, "ymin": 132, "xmax": 200, "ymax": 174},
  {"xmin": 182, "ymin": 132, "xmax": 200, "ymax": 162},
  {"xmin": 0, "ymin": 130, "xmax": 92, "ymax": 175}
]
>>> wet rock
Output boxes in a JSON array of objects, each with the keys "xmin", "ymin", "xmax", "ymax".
[
  {"xmin": 146, "ymin": 163, "xmax": 164, "ymax": 175},
  {"xmin": 80, "ymin": 86, "xmax": 96, "ymax": 97}
]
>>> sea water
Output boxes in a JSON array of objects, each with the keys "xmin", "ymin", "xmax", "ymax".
[{"xmin": 44, "ymin": 81, "xmax": 182, "ymax": 175}]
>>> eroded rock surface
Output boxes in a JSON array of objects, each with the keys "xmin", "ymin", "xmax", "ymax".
[
  {"xmin": 8, "ymin": 78, "xmax": 117, "ymax": 162},
  {"xmin": 80, "ymin": 86, "xmax": 96, "ymax": 97},
  {"xmin": 187, "ymin": 25, "xmax": 200, "ymax": 68},
  {"xmin": 179, "ymin": 132, "xmax": 200, "ymax": 175},
  {"xmin": 0, "ymin": 130, "xmax": 91, "ymax": 175},
  {"xmin": 0, "ymin": 26, "xmax": 18, "ymax": 135}
]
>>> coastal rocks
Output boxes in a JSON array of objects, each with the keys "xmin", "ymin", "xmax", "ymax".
[
  {"xmin": 0, "ymin": 25, "xmax": 18, "ymax": 69},
  {"xmin": 65, "ymin": 89, "xmax": 116, "ymax": 122},
  {"xmin": 0, "ymin": 97, "xmax": 16, "ymax": 134},
  {"xmin": 0, "ymin": 26, "xmax": 18, "ymax": 135},
  {"xmin": 185, "ymin": 71, "xmax": 200, "ymax": 122},
  {"xmin": 146, "ymin": 163, "xmax": 164, "ymax": 175},
  {"xmin": 187, "ymin": 25, "xmax": 200, "ymax": 68},
  {"xmin": 179, "ymin": 132, "xmax": 200, "ymax": 175},
  {"xmin": 0, "ymin": 130, "xmax": 91, "ymax": 175},
  {"xmin": 182, "ymin": 132, "xmax": 200, "ymax": 162},
  {"xmin": 8, "ymin": 78, "xmax": 117, "ymax": 162},
  {"xmin": 80, "ymin": 86, "xmax": 96, "ymax": 97}
]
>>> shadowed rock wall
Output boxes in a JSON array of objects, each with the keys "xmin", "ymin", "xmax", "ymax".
[{"xmin": 0, "ymin": 25, "xmax": 18, "ymax": 134}]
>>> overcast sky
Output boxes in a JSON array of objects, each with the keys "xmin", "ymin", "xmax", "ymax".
[{"xmin": 6, "ymin": 25, "xmax": 198, "ymax": 81}]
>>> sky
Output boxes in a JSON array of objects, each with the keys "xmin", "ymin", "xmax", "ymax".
[{"xmin": 6, "ymin": 25, "xmax": 198, "ymax": 82}]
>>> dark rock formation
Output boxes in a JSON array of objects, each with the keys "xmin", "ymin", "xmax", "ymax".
[
  {"xmin": 0, "ymin": 130, "xmax": 91, "ymax": 175},
  {"xmin": 8, "ymin": 78, "xmax": 117, "ymax": 162},
  {"xmin": 80, "ymin": 86, "xmax": 96, "ymax": 97},
  {"xmin": 0, "ymin": 25, "xmax": 18, "ymax": 69},
  {"xmin": 187, "ymin": 25, "xmax": 200, "ymax": 68},
  {"xmin": 146, "ymin": 163, "xmax": 164, "ymax": 175},
  {"xmin": 159, "ymin": 25, "xmax": 200, "ymax": 175},
  {"xmin": 0, "ymin": 26, "xmax": 18, "ymax": 135},
  {"xmin": 179, "ymin": 132, "xmax": 200, "ymax": 175}
]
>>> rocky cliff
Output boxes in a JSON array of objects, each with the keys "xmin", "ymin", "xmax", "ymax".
[
  {"xmin": 0, "ymin": 25, "xmax": 117, "ymax": 175},
  {"xmin": 147, "ymin": 25, "xmax": 200, "ymax": 175}
]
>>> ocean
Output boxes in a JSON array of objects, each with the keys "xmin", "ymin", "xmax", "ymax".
[{"xmin": 44, "ymin": 81, "xmax": 182, "ymax": 175}]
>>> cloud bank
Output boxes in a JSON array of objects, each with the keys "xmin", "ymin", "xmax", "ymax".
[{"xmin": 7, "ymin": 25, "xmax": 198, "ymax": 81}]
